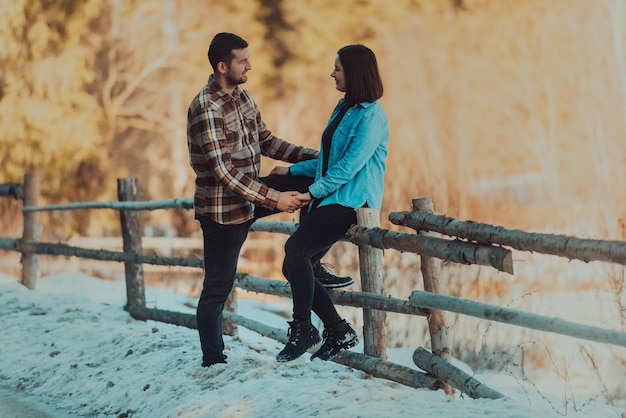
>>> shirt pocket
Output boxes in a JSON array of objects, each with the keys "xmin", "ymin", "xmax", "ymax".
[
  {"xmin": 239, "ymin": 101, "xmax": 259, "ymax": 138},
  {"xmin": 333, "ymin": 124, "xmax": 356, "ymax": 158},
  {"xmin": 222, "ymin": 124, "xmax": 244, "ymax": 154}
]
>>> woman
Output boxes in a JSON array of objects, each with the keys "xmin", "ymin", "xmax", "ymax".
[{"xmin": 270, "ymin": 44, "xmax": 389, "ymax": 362}]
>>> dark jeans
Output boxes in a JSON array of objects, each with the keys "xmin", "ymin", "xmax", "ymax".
[
  {"xmin": 283, "ymin": 204, "xmax": 357, "ymax": 325},
  {"xmin": 196, "ymin": 175, "xmax": 313, "ymax": 365}
]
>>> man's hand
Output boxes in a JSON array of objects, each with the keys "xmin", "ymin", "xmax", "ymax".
[
  {"xmin": 277, "ymin": 191, "xmax": 306, "ymax": 213},
  {"xmin": 269, "ymin": 166, "xmax": 290, "ymax": 176},
  {"xmin": 295, "ymin": 192, "xmax": 312, "ymax": 206}
]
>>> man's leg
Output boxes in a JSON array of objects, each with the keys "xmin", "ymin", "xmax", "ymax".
[{"xmin": 196, "ymin": 217, "xmax": 251, "ymax": 366}]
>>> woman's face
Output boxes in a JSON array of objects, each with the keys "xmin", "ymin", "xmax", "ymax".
[{"xmin": 330, "ymin": 55, "xmax": 346, "ymax": 92}]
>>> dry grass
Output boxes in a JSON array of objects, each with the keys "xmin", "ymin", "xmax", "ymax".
[{"xmin": 257, "ymin": 1, "xmax": 626, "ymax": 236}]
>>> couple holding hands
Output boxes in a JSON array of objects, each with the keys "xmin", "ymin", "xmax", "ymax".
[{"xmin": 187, "ymin": 32, "xmax": 388, "ymax": 367}]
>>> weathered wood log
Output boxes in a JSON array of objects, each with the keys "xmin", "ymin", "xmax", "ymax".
[
  {"xmin": 333, "ymin": 351, "xmax": 439, "ymax": 391},
  {"xmin": 0, "ymin": 182, "xmax": 24, "ymax": 199},
  {"xmin": 222, "ymin": 312, "xmax": 435, "ymax": 390},
  {"xmin": 223, "ymin": 287, "xmax": 238, "ymax": 336},
  {"xmin": 235, "ymin": 274, "xmax": 428, "ymax": 316},
  {"xmin": 118, "ymin": 178, "xmax": 145, "ymax": 308},
  {"xmin": 410, "ymin": 291, "xmax": 626, "ymax": 348},
  {"xmin": 21, "ymin": 197, "xmax": 194, "ymax": 212},
  {"xmin": 126, "ymin": 305, "xmax": 438, "ymax": 390},
  {"xmin": 389, "ymin": 211, "xmax": 626, "ymax": 265},
  {"xmin": 346, "ymin": 225, "xmax": 514, "ymax": 274},
  {"xmin": 127, "ymin": 305, "xmax": 196, "ymax": 328},
  {"xmin": 413, "ymin": 347, "xmax": 504, "ymax": 399},
  {"xmin": 0, "ymin": 238, "xmax": 204, "ymax": 268},
  {"xmin": 412, "ymin": 198, "xmax": 452, "ymax": 395},
  {"xmin": 356, "ymin": 208, "xmax": 387, "ymax": 360},
  {"xmin": 0, "ymin": 240, "xmax": 427, "ymax": 317},
  {"xmin": 250, "ymin": 220, "xmax": 351, "ymax": 242},
  {"xmin": 250, "ymin": 220, "xmax": 298, "ymax": 235},
  {"xmin": 21, "ymin": 174, "xmax": 39, "ymax": 289}
]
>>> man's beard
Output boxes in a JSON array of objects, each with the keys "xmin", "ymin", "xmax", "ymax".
[{"xmin": 226, "ymin": 71, "xmax": 247, "ymax": 87}]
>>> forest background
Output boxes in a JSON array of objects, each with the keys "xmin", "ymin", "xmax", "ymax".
[{"xmin": 2, "ymin": 0, "xmax": 626, "ymax": 407}]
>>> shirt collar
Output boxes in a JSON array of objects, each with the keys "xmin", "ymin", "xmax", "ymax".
[
  {"xmin": 207, "ymin": 74, "xmax": 242, "ymax": 101},
  {"xmin": 338, "ymin": 97, "xmax": 375, "ymax": 109}
]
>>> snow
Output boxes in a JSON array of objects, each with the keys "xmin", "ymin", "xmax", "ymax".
[{"xmin": 0, "ymin": 272, "xmax": 623, "ymax": 418}]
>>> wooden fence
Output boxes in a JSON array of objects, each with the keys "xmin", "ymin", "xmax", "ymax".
[{"xmin": 2, "ymin": 174, "xmax": 626, "ymax": 400}]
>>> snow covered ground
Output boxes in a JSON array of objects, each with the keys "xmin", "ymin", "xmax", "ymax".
[{"xmin": 0, "ymin": 272, "xmax": 623, "ymax": 418}]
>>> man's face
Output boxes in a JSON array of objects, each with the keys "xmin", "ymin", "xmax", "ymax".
[
  {"xmin": 330, "ymin": 55, "xmax": 346, "ymax": 92},
  {"xmin": 225, "ymin": 48, "xmax": 252, "ymax": 87}
]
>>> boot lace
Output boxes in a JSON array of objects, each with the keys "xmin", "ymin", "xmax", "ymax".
[{"xmin": 287, "ymin": 320, "xmax": 305, "ymax": 345}]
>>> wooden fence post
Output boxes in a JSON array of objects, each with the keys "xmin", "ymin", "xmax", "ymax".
[
  {"xmin": 412, "ymin": 197, "xmax": 453, "ymax": 395},
  {"xmin": 356, "ymin": 208, "xmax": 387, "ymax": 360},
  {"xmin": 21, "ymin": 173, "xmax": 40, "ymax": 289},
  {"xmin": 117, "ymin": 178, "xmax": 146, "ymax": 308},
  {"xmin": 222, "ymin": 290, "xmax": 238, "ymax": 336}
]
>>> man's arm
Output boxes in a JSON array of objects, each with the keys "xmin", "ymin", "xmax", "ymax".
[
  {"xmin": 259, "ymin": 132, "xmax": 318, "ymax": 163},
  {"xmin": 255, "ymin": 105, "xmax": 318, "ymax": 162}
]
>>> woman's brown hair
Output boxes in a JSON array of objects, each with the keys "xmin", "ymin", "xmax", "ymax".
[{"xmin": 337, "ymin": 44, "xmax": 384, "ymax": 104}]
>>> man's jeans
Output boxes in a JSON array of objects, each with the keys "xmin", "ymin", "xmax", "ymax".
[{"xmin": 196, "ymin": 175, "xmax": 312, "ymax": 365}]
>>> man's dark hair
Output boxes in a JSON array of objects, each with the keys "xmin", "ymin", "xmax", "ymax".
[
  {"xmin": 337, "ymin": 44, "xmax": 384, "ymax": 104},
  {"xmin": 208, "ymin": 33, "xmax": 249, "ymax": 72}
]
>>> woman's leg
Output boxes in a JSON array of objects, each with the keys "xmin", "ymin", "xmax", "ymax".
[
  {"xmin": 254, "ymin": 174, "xmax": 313, "ymax": 219},
  {"xmin": 283, "ymin": 204, "xmax": 357, "ymax": 325}
]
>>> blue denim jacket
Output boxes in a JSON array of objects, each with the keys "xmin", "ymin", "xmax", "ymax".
[{"xmin": 290, "ymin": 98, "xmax": 389, "ymax": 209}]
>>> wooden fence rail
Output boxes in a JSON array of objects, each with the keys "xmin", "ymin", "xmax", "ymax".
[
  {"xmin": 389, "ymin": 211, "xmax": 626, "ymax": 265},
  {"xmin": 126, "ymin": 304, "xmax": 443, "ymax": 392},
  {"xmin": 409, "ymin": 291, "xmax": 626, "ymax": 348},
  {"xmin": 346, "ymin": 225, "xmax": 513, "ymax": 273},
  {"xmin": 0, "ymin": 182, "xmax": 24, "ymax": 199},
  {"xmin": 2, "ymin": 174, "xmax": 625, "ymax": 400}
]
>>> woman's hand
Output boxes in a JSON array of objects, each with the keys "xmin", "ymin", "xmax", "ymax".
[
  {"xmin": 295, "ymin": 192, "xmax": 312, "ymax": 206},
  {"xmin": 269, "ymin": 166, "xmax": 290, "ymax": 176}
]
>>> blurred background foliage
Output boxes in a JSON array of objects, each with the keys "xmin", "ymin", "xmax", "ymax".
[{"xmin": 1, "ymin": 0, "xmax": 625, "ymax": 240}]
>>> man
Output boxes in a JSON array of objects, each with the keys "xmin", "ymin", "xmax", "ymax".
[{"xmin": 187, "ymin": 33, "xmax": 352, "ymax": 367}]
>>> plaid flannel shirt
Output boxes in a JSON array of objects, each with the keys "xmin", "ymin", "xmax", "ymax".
[{"xmin": 187, "ymin": 75, "xmax": 318, "ymax": 224}]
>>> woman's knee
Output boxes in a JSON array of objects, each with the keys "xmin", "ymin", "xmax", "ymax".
[
  {"xmin": 281, "ymin": 260, "xmax": 290, "ymax": 281},
  {"xmin": 284, "ymin": 235, "xmax": 305, "ymax": 259}
]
